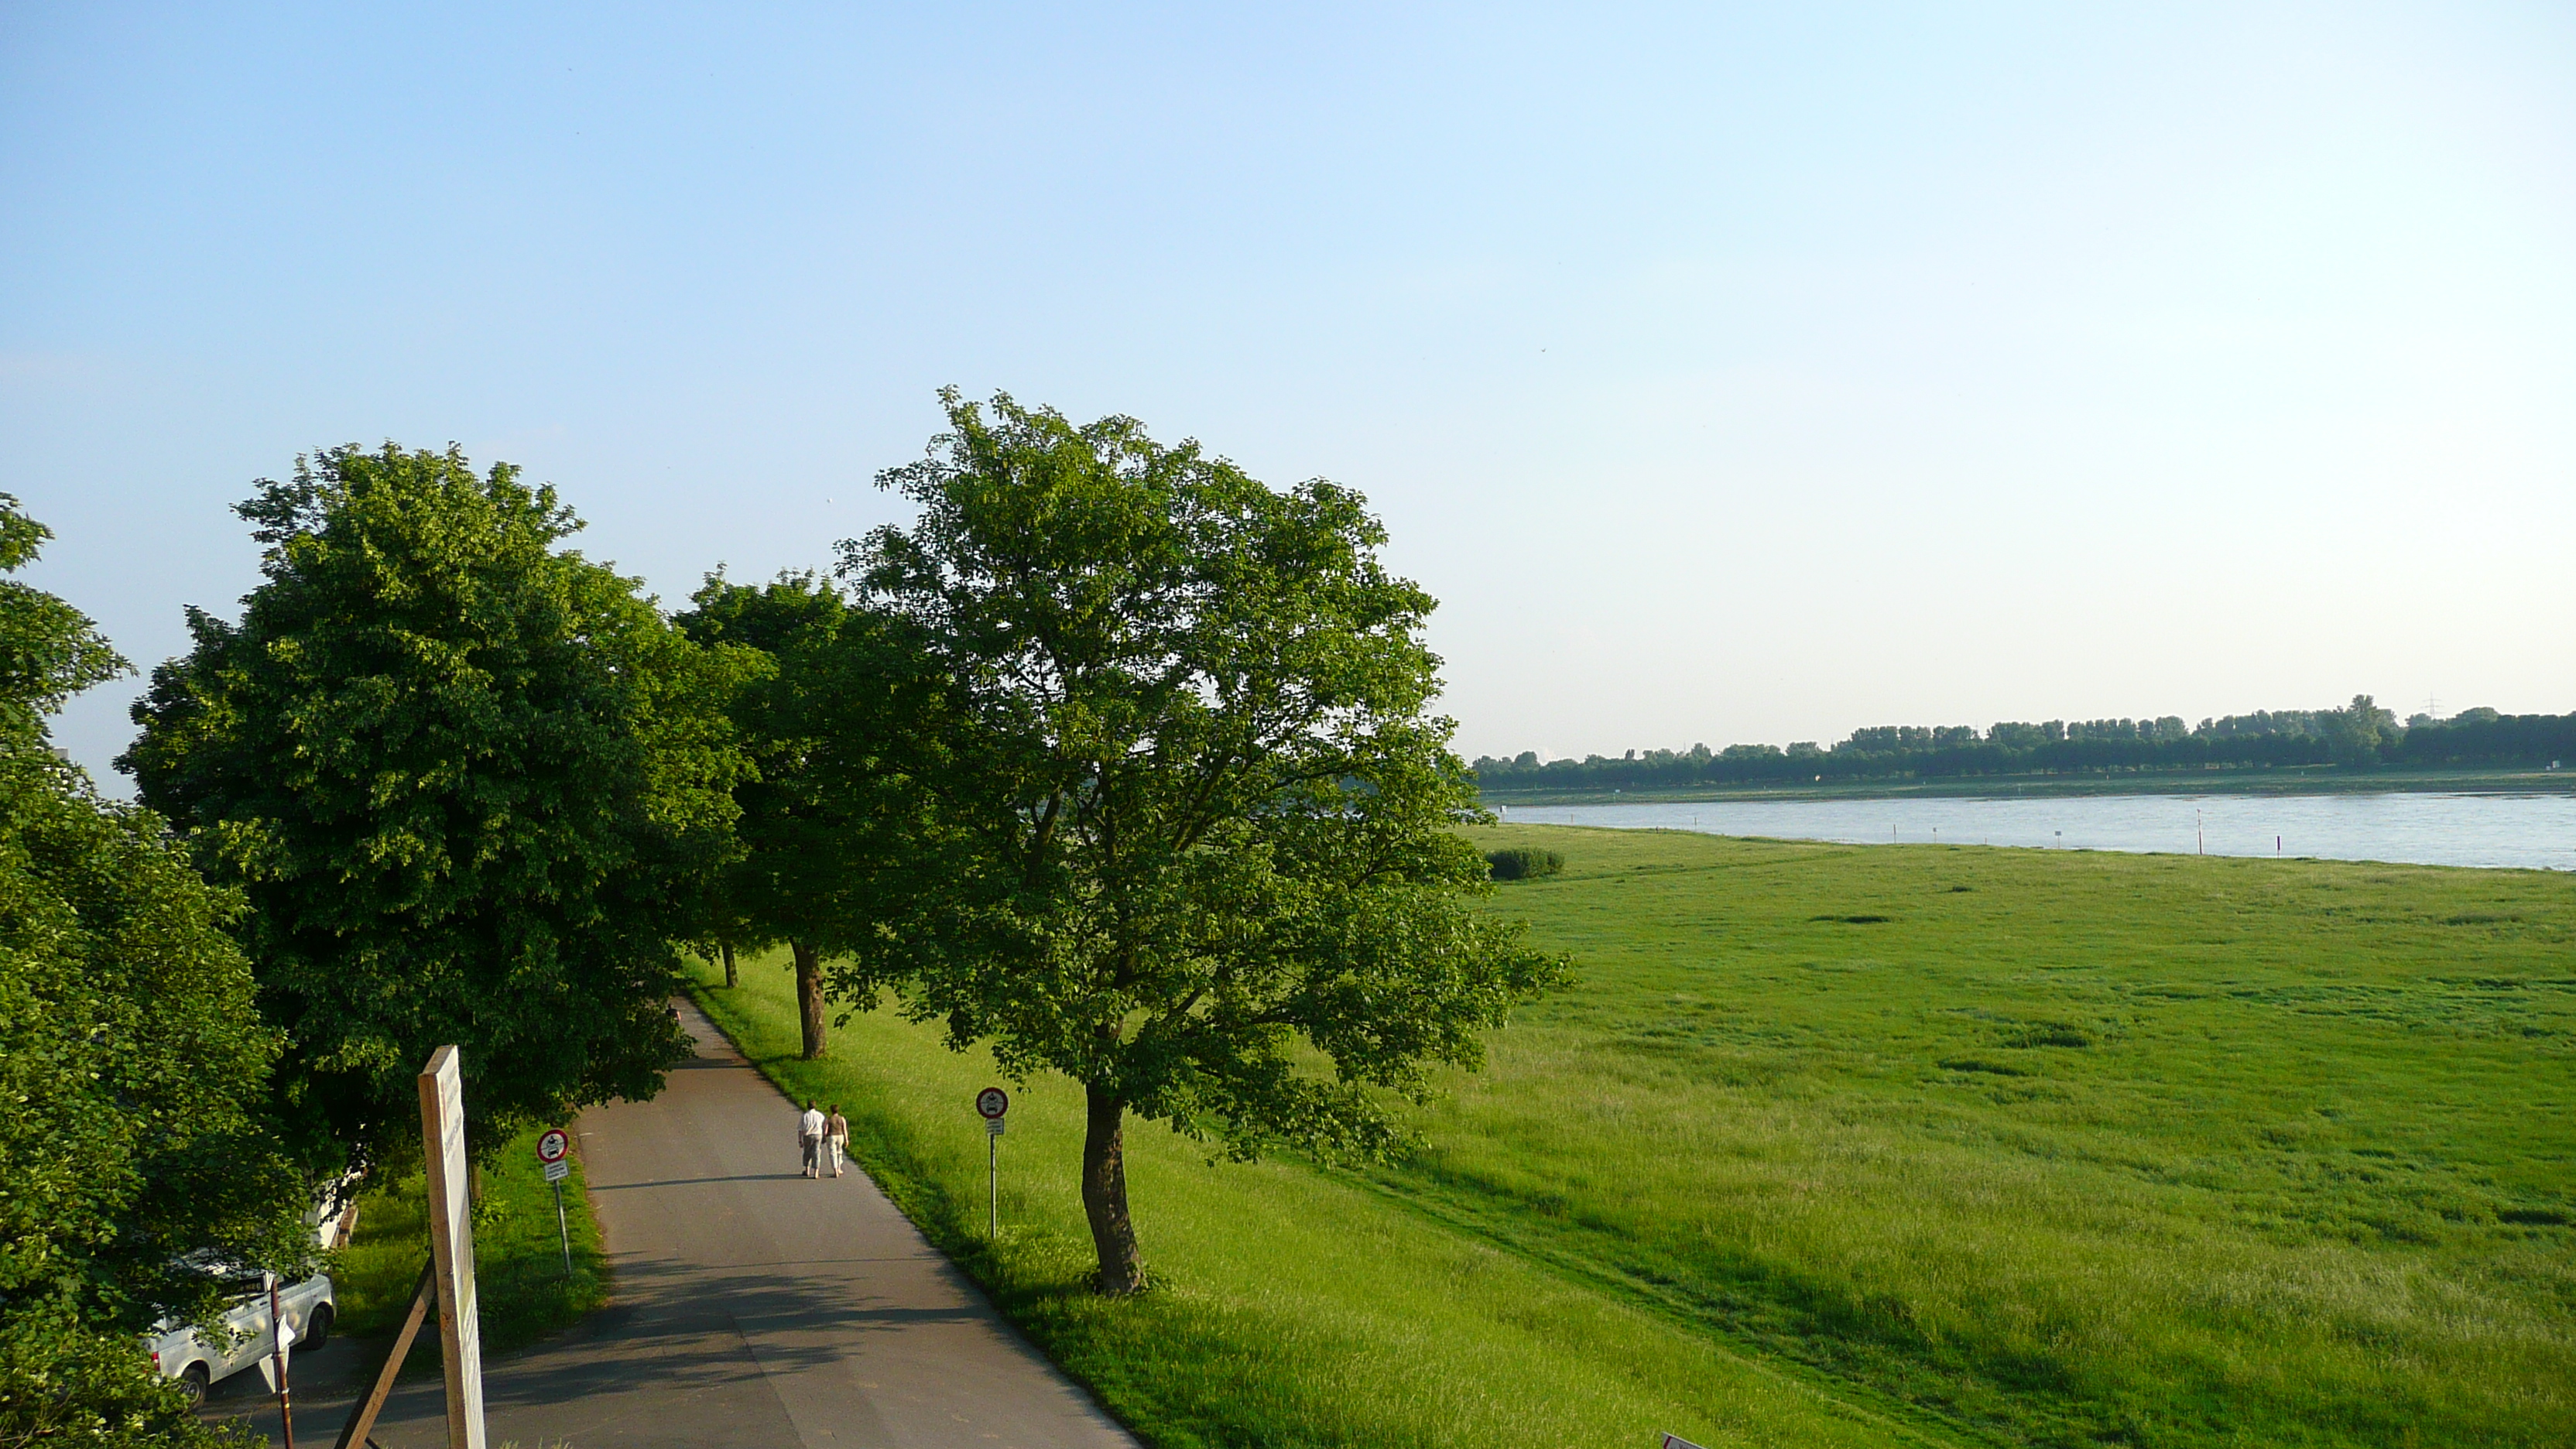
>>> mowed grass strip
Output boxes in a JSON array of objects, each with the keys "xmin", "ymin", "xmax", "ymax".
[
  {"xmin": 696, "ymin": 825, "xmax": 2574, "ymax": 1448},
  {"xmin": 335, "ymin": 1124, "xmax": 610, "ymax": 1360},
  {"xmin": 687, "ymin": 957, "xmax": 1925, "ymax": 1449}
]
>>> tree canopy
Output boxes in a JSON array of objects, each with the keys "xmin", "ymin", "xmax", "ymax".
[
  {"xmin": 0, "ymin": 495, "xmax": 309, "ymax": 1447},
  {"xmin": 840, "ymin": 392, "xmax": 1566, "ymax": 1293},
  {"xmin": 125, "ymin": 444, "xmax": 752, "ymax": 1176},
  {"xmin": 676, "ymin": 571, "xmax": 945, "ymax": 1058}
]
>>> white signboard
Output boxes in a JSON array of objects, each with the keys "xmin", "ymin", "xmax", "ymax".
[
  {"xmin": 543, "ymin": 1157, "xmax": 570, "ymax": 1182},
  {"xmin": 418, "ymin": 1045, "xmax": 487, "ymax": 1449}
]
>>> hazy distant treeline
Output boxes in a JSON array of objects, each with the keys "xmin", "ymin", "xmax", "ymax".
[{"xmin": 1472, "ymin": 699, "xmax": 2576, "ymax": 793}]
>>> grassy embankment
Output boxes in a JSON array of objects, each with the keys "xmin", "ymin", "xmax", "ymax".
[
  {"xmin": 334, "ymin": 1124, "xmax": 610, "ymax": 1358},
  {"xmin": 690, "ymin": 828, "xmax": 2574, "ymax": 1448},
  {"xmin": 1478, "ymin": 764, "xmax": 2576, "ymax": 807}
]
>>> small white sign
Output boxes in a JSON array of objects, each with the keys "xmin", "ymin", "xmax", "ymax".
[
  {"xmin": 1661, "ymin": 1436, "xmax": 1709, "ymax": 1449},
  {"xmin": 986, "ymin": 1117, "xmax": 1005, "ymax": 1137},
  {"xmin": 543, "ymin": 1158, "xmax": 570, "ymax": 1183}
]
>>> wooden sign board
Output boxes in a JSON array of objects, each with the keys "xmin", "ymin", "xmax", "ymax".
[{"xmin": 418, "ymin": 1045, "xmax": 487, "ymax": 1449}]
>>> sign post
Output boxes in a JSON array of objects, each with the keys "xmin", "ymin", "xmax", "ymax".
[
  {"xmin": 417, "ymin": 1045, "xmax": 486, "ymax": 1449},
  {"xmin": 536, "ymin": 1129, "xmax": 573, "ymax": 1275},
  {"xmin": 975, "ymin": 1088, "xmax": 1009, "ymax": 1239}
]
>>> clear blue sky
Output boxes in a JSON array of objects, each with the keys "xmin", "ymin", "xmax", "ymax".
[{"xmin": 6, "ymin": 2, "xmax": 2570, "ymax": 784}]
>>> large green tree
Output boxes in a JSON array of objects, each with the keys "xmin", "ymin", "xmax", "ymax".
[
  {"xmin": 125, "ymin": 445, "xmax": 751, "ymax": 1177},
  {"xmin": 2326, "ymin": 693, "xmax": 2400, "ymax": 767},
  {"xmin": 677, "ymin": 573, "xmax": 944, "ymax": 1060},
  {"xmin": 0, "ymin": 497, "xmax": 310, "ymax": 1447},
  {"xmin": 841, "ymin": 392, "xmax": 1566, "ymax": 1293}
]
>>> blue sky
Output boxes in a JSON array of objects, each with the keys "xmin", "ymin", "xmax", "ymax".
[{"xmin": 6, "ymin": 2, "xmax": 2571, "ymax": 783}]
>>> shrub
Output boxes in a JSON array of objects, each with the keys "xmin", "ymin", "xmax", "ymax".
[{"xmin": 1487, "ymin": 847, "xmax": 1564, "ymax": 881}]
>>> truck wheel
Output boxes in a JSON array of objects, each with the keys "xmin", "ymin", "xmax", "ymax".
[
  {"xmin": 301, "ymin": 1304, "xmax": 333, "ymax": 1348},
  {"xmin": 179, "ymin": 1363, "xmax": 211, "ymax": 1407}
]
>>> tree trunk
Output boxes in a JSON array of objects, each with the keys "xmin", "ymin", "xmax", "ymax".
[
  {"xmin": 792, "ymin": 941, "xmax": 827, "ymax": 1060},
  {"xmin": 721, "ymin": 940, "xmax": 737, "ymax": 988},
  {"xmin": 1081, "ymin": 1084, "xmax": 1144, "ymax": 1294}
]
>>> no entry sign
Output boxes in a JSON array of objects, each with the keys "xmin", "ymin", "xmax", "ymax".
[
  {"xmin": 536, "ymin": 1129, "xmax": 570, "ymax": 1164},
  {"xmin": 975, "ymin": 1088, "xmax": 1009, "ymax": 1120}
]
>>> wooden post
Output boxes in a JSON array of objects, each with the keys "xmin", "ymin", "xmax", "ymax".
[{"xmin": 418, "ymin": 1046, "xmax": 486, "ymax": 1449}]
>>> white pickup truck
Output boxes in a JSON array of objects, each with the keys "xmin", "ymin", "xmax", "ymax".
[{"xmin": 147, "ymin": 1267, "xmax": 335, "ymax": 1406}]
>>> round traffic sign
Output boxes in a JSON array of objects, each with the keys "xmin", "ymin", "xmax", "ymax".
[
  {"xmin": 975, "ymin": 1088, "xmax": 1009, "ymax": 1120},
  {"xmin": 536, "ymin": 1129, "xmax": 570, "ymax": 1164}
]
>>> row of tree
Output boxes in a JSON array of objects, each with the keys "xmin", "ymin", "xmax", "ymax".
[
  {"xmin": 5, "ymin": 392, "xmax": 1560, "ymax": 1443},
  {"xmin": 1472, "ymin": 697, "xmax": 2575, "ymax": 793}
]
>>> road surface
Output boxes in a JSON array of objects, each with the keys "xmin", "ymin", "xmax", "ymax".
[{"xmin": 210, "ymin": 999, "xmax": 1139, "ymax": 1448}]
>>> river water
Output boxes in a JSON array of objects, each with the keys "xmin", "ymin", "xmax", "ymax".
[{"xmin": 1499, "ymin": 793, "xmax": 2576, "ymax": 872}]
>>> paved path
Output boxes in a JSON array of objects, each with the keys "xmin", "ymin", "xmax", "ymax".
[{"xmin": 217, "ymin": 1000, "xmax": 1138, "ymax": 1448}]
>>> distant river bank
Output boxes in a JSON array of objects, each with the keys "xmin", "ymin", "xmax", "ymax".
[{"xmin": 1500, "ymin": 793, "xmax": 2576, "ymax": 872}]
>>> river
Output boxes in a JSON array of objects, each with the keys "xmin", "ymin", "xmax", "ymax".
[{"xmin": 1499, "ymin": 793, "xmax": 2576, "ymax": 872}]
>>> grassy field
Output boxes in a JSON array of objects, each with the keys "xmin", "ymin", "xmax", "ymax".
[
  {"xmin": 690, "ymin": 827, "xmax": 2574, "ymax": 1448},
  {"xmin": 334, "ymin": 1123, "xmax": 610, "ymax": 1359}
]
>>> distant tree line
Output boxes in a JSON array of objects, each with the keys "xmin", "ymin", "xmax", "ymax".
[{"xmin": 1473, "ymin": 697, "xmax": 2576, "ymax": 793}]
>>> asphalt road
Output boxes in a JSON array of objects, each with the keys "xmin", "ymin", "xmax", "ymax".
[{"xmin": 208, "ymin": 999, "xmax": 1138, "ymax": 1449}]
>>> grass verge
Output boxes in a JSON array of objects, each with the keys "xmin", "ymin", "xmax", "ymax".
[{"xmin": 333, "ymin": 1124, "xmax": 609, "ymax": 1358}]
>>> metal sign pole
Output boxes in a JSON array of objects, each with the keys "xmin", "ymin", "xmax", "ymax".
[
  {"xmin": 536, "ymin": 1128, "xmax": 573, "ymax": 1277},
  {"xmin": 975, "ymin": 1088, "xmax": 1009, "ymax": 1241}
]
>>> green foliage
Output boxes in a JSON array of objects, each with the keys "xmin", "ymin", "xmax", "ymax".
[
  {"xmin": 1475, "ymin": 698, "xmax": 2576, "ymax": 795},
  {"xmin": 334, "ymin": 1125, "xmax": 607, "ymax": 1358},
  {"xmin": 1485, "ymin": 846, "xmax": 1563, "ymax": 880},
  {"xmin": 0, "ymin": 495, "xmax": 306, "ymax": 1448},
  {"xmin": 839, "ymin": 392, "xmax": 1565, "ymax": 1286},
  {"xmin": 124, "ymin": 445, "xmax": 753, "ymax": 1177},
  {"xmin": 2324, "ymin": 692, "xmax": 2399, "ymax": 766},
  {"xmin": 673, "ymin": 571, "xmax": 945, "ymax": 962}
]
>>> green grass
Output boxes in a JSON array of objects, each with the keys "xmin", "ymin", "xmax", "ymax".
[
  {"xmin": 690, "ymin": 827, "xmax": 2576, "ymax": 1448},
  {"xmin": 333, "ymin": 1124, "xmax": 609, "ymax": 1359}
]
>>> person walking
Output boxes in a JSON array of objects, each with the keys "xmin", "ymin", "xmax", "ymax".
[
  {"xmin": 825, "ymin": 1105, "xmax": 849, "ymax": 1179},
  {"xmin": 796, "ymin": 1100, "xmax": 827, "ymax": 1179}
]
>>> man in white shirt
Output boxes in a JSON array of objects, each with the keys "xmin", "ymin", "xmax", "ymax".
[{"xmin": 796, "ymin": 1100, "xmax": 827, "ymax": 1179}]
